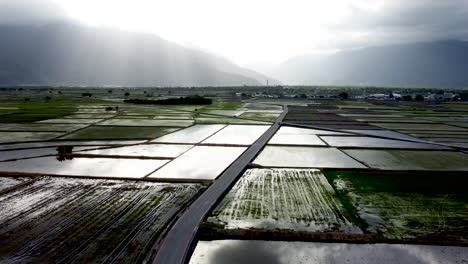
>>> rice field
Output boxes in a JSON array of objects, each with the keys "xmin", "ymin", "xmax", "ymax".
[
  {"xmin": 323, "ymin": 170, "xmax": 468, "ymax": 243},
  {"xmin": 210, "ymin": 169, "xmax": 360, "ymax": 233},
  {"xmin": 0, "ymin": 177, "xmax": 204, "ymax": 263},
  {"xmin": 0, "ymin": 156, "xmax": 170, "ymax": 178},
  {"xmin": 253, "ymin": 146, "xmax": 367, "ymax": 168},
  {"xmin": 190, "ymin": 240, "xmax": 468, "ymax": 264}
]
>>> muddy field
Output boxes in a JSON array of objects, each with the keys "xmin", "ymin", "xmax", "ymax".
[
  {"xmin": 0, "ymin": 176, "xmax": 204, "ymax": 263},
  {"xmin": 323, "ymin": 170, "xmax": 468, "ymax": 244},
  {"xmin": 209, "ymin": 169, "xmax": 359, "ymax": 233}
]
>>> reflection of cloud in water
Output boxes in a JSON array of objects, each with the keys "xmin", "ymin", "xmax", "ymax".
[
  {"xmin": 191, "ymin": 240, "xmax": 468, "ymax": 264},
  {"xmin": 209, "ymin": 240, "xmax": 281, "ymax": 264}
]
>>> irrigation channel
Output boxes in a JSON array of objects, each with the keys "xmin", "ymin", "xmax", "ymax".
[{"xmin": 152, "ymin": 105, "xmax": 288, "ymax": 264}]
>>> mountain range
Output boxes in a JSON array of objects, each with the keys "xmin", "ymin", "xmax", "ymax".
[
  {"xmin": 258, "ymin": 40, "xmax": 468, "ymax": 88},
  {"xmin": 0, "ymin": 23, "xmax": 274, "ymax": 86},
  {"xmin": 1, "ymin": 22, "xmax": 467, "ymax": 88}
]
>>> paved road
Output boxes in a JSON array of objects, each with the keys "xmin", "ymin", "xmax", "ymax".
[{"xmin": 152, "ymin": 105, "xmax": 288, "ymax": 264}]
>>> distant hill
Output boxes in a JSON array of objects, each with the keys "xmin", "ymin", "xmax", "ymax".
[
  {"xmin": 0, "ymin": 23, "xmax": 276, "ymax": 86},
  {"xmin": 262, "ymin": 40, "xmax": 468, "ymax": 88}
]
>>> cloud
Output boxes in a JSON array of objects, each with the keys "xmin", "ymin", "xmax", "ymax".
[
  {"xmin": 325, "ymin": 0, "xmax": 468, "ymax": 49},
  {"xmin": 0, "ymin": 0, "xmax": 67, "ymax": 25}
]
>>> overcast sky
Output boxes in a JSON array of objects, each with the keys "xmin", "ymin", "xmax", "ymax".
[{"xmin": 1, "ymin": 0, "xmax": 467, "ymax": 65}]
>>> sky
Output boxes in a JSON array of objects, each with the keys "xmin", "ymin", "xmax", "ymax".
[{"xmin": 1, "ymin": 0, "xmax": 468, "ymax": 65}]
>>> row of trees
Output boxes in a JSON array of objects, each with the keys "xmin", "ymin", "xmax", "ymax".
[{"xmin": 124, "ymin": 96, "xmax": 212, "ymax": 105}]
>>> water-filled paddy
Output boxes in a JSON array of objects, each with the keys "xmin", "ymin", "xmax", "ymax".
[
  {"xmin": 323, "ymin": 170, "xmax": 468, "ymax": 242},
  {"xmin": 38, "ymin": 118, "xmax": 104, "ymax": 124},
  {"xmin": 320, "ymin": 136, "xmax": 445, "ymax": 149},
  {"xmin": 0, "ymin": 132, "xmax": 63, "ymax": 143},
  {"xmin": 77, "ymin": 144, "xmax": 193, "ymax": 158},
  {"xmin": 151, "ymin": 125, "xmax": 225, "ymax": 143},
  {"xmin": 253, "ymin": 146, "xmax": 366, "ymax": 168},
  {"xmin": 0, "ymin": 140, "xmax": 145, "ymax": 151},
  {"xmin": 61, "ymin": 126, "xmax": 179, "ymax": 140},
  {"xmin": 268, "ymin": 134, "xmax": 326, "ymax": 146},
  {"xmin": 277, "ymin": 126, "xmax": 348, "ymax": 135},
  {"xmin": 195, "ymin": 117, "xmax": 271, "ymax": 125},
  {"xmin": 0, "ymin": 156, "xmax": 169, "ymax": 178},
  {"xmin": 97, "ymin": 119, "xmax": 194, "ymax": 127},
  {"xmin": 0, "ymin": 123, "xmax": 88, "ymax": 132},
  {"xmin": 344, "ymin": 149, "xmax": 468, "ymax": 170},
  {"xmin": 204, "ymin": 110, "xmax": 246, "ymax": 117},
  {"xmin": 149, "ymin": 146, "xmax": 246, "ymax": 181},
  {"xmin": 0, "ymin": 177, "xmax": 204, "ymax": 263},
  {"xmin": 371, "ymin": 123, "xmax": 466, "ymax": 131},
  {"xmin": 202, "ymin": 125, "xmax": 270, "ymax": 145},
  {"xmin": 345, "ymin": 130, "xmax": 421, "ymax": 141},
  {"xmin": 190, "ymin": 240, "xmax": 468, "ymax": 264},
  {"xmin": 210, "ymin": 168, "xmax": 359, "ymax": 233},
  {"xmin": 0, "ymin": 148, "xmax": 60, "ymax": 161}
]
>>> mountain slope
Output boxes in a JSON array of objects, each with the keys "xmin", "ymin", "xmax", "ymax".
[
  {"xmin": 0, "ymin": 23, "xmax": 273, "ymax": 86},
  {"xmin": 264, "ymin": 40, "xmax": 468, "ymax": 88}
]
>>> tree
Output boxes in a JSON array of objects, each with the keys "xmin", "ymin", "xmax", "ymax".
[
  {"xmin": 24, "ymin": 97, "xmax": 30, "ymax": 102},
  {"xmin": 402, "ymin": 95, "xmax": 413, "ymax": 101},
  {"xmin": 299, "ymin": 93, "xmax": 308, "ymax": 99},
  {"xmin": 124, "ymin": 92, "xmax": 130, "ymax": 96},
  {"xmin": 414, "ymin": 94, "xmax": 424, "ymax": 101},
  {"xmin": 108, "ymin": 90, "xmax": 112, "ymax": 94},
  {"xmin": 389, "ymin": 93, "xmax": 394, "ymax": 98},
  {"xmin": 45, "ymin": 96, "xmax": 52, "ymax": 101},
  {"xmin": 338, "ymin": 92, "xmax": 349, "ymax": 100}
]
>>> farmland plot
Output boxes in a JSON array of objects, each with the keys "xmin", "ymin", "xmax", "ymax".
[
  {"xmin": 190, "ymin": 240, "xmax": 468, "ymax": 264},
  {"xmin": 210, "ymin": 169, "xmax": 360, "ymax": 233},
  {"xmin": 323, "ymin": 170, "xmax": 468, "ymax": 244},
  {"xmin": 0, "ymin": 177, "xmax": 204, "ymax": 263}
]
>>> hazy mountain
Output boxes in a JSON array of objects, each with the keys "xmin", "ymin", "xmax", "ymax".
[
  {"xmin": 262, "ymin": 40, "xmax": 468, "ymax": 88},
  {"xmin": 0, "ymin": 23, "xmax": 276, "ymax": 86}
]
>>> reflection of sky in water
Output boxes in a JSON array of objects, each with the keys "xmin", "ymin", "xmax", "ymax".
[
  {"xmin": 0, "ymin": 146, "xmax": 106, "ymax": 161},
  {"xmin": 254, "ymin": 146, "xmax": 366, "ymax": 168},
  {"xmin": 99, "ymin": 119, "xmax": 194, "ymax": 127},
  {"xmin": 345, "ymin": 130, "xmax": 423, "ymax": 141},
  {"xmin": 344, "ymin": 149, "xmax": 468, "ymax": 170},
  {"xmin": 190, "ymin": 240, "xmax": 468, "ymax": 264},
  {"xmin": 77, "ymin": 144, "xmax": 194, "ymax": 158},
  {"xmin": 277, "ymin": 126, "xmax": 348, "ymax": 135},
  {"xmin": 152, "ymin": 125, "xmax": 226, "ymax": 143},
  {"xmin": 0, "ymin": 157, "xmax": 169, "ymax": 178},
  {"xmin": 0, "ymin": 140, "xmax": 146, "ymax": 151},
  {"xmin": 202, "ymin": 125, "xmax": 270, "ymax": 145},
  {"xmin": 268, "ymin": 134, "xmax": 326, "ymax": 146},
  {"xmin": 149, "ymin": 146, "xmax": 246, "ymax": 180},
  {"xmin": 320, "ymin": 136, "xmax": 446, "ymax": 149}
]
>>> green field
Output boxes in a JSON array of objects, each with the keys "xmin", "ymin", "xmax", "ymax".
[{"xmin": 323, "ymin": 170, "xmax": 468, "ymax": 244}]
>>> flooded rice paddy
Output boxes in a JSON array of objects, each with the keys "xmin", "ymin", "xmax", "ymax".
[
  {"xmin": 277, "ymin": 126, "xmax": 349, "ymax": 135},
  {"xmin": 151, "ymin": 124, "xmax": 226, "ymax": 143},
  {"xmin": 0, "ymin": 156, "xmax": 169, "ymax": 178},
  {"xmin": 343, "ymin": 149, "xmax": 468, "ymax": 170},
  {"xmin": 98, "ymin": 119, "xmax": 194, "ymax": 127},
  {"xmin": 149, "ymin": 146, "xmax": 246, "ymax": 181},
  {"xmin": 202, "ymin": 125, "xmax": 270, "ymax": 145},
  {"xmin": 0, "ymin": 132, "xmax": 63, "ymax": 143},
  {"xmin": 268, "ymin": 134, "xmax": 326, "ymax": 146},
  {"xmin": 324, "ymin": 170, "xmax": 468, "ymax": 243},
  {"xmin": 77, "ymin": 144, "xmax": 193, "ymax": 158},
  {"xmin": 190, "ymin": 240, "xmax": 468, "ymax": 264},
  {"xmin": 210, "ymin": 169, "xmax": 359, "ymax": 233},
  {"xmin": 253, "ymin": 146, "xmax": 367, "ymax": 168},
  {"xmin": 320, "ymin": 136, "xmax": 447, "ymax": 149},
  {"xmin": 0, "ymin": 177, "xmax": 204, "ymax": 263}
]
